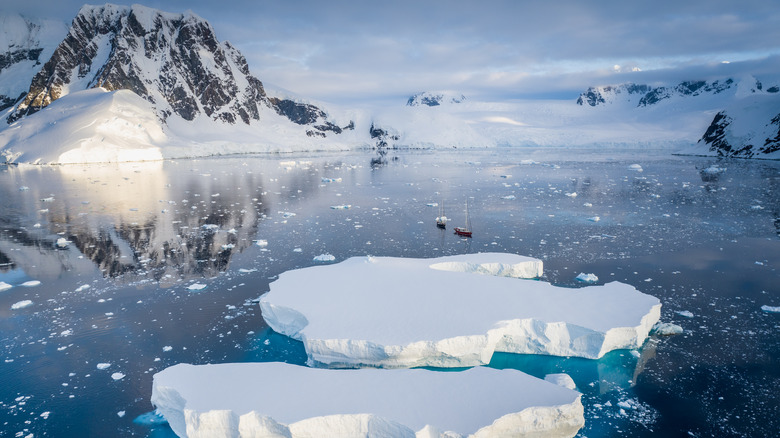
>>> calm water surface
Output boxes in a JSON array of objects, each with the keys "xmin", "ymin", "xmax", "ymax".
[{"xmin": 0, "ymin": 148, "xmax": 777, "ymax": 437}]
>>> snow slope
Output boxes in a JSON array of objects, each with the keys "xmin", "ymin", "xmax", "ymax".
[
  {"xmin": 0, "ymin": 88, "xmax": 166, "ymax": 164},
  {"xmin": 152, "ymin": 362, "xmax": 584, "ymax": 438},
  {"xmin": 260, "ymin": 254, "xmax": 661, "ymax": 367}
]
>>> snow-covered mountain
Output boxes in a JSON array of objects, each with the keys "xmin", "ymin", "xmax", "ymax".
[
  {"xmin": 0, "ymin": 14, "xmax": 67, "ymax": 111},
  {"xmin": 684, "ymin": 93, "xmax": 780, "ymax": 159},
  {"xmin": 1, "ymin": 3, "xmax": 778, "ymax": 163},
  {"xmin": 6, "ymin": 4, "xmax": 349, "ymax": 132},
  {"xmin": 406, "ymin": 91, "xmax": 466, "ymax": 107}
]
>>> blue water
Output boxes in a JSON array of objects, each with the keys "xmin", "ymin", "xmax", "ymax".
[{"xmin": 0, "ymin": 148, "xmax": 777, "ymax": 437}]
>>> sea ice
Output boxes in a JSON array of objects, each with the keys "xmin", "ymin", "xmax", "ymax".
[
  {"xmin": 628, "ymin": 164, "xmax": 643, "ymax": 172},
  {"xmin": 575, "ymin": 273, "xmax": 598, "ymax": 283},
  {"xmin": 21, "ymin": 281, "xmax": 41, "ymax": 287},
  {"xmin": 152, "ymin": 362, "xmax": 584, "ymax": 438},
  {"xmin": 0, "ymin": 281, "xmax": 12, "ymax": 291},
  {"xmin": 187, "ymin": 283, "xmax": 207, "ymax": 291},
  {"xmin": 112, "ymin": 372, "xmax": 126, "ymax": 380},
  {"xmin": 56, "ymin": 237, "xmax": 69, "ymax": 248},
  {"xmin": 260, "ymin": 253, "xmax": 661, "ymax": 367},
  {"xmin": 652, "ymin": 322, "xmax": 684, "ymax": 336},
  {"xmin": 97, "ymin": 363, "xmax": 112, "ymax": 370},
  {"xmin": 11, "ymin": 300, "xmax": 33, "ymax": 310},
  {"xmin": 760, "ymin": 305, "xmax": 780, "ymax": 313},
  {"xmin": 313, "ymin": 254, "xmax": 336, "ymax": 263}
]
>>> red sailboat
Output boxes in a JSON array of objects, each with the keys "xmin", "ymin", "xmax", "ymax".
[{"xmin": 453, "ymin": 200, "xmax": 472, "ymax": 237}]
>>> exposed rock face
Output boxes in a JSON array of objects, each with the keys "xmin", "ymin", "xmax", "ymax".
[
  {"xmin": 5, "ymin": 4, "xmax": 349, "ymax": 135},
  {"xmin": 697, "ymin": 109, "xmax": 780, "ymax": 159},
  {"xmin": 0, "ymin": 14, "xmax": 67, "ymax": 111},
  {"xmin": 576, "ymin": 79, "xmax": 739, "ymax": 107},
  {"xmin": 407, "ymin": 91, "xmax": 466, "ymax": 107}
]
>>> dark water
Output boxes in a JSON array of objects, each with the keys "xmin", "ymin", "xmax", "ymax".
[{"xmin": 0, "ymin": 148, "xmax": 777, "ymax": 437}]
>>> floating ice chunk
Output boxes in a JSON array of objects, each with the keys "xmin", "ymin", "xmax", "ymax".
[
  {"xmin": 21, "ymin": 281, "xmax": 41, "ymax": 287},
  {"xmin": 545, "ymin": 373, "xmax": 577, "ymax": 390},
  {"xmin": 676, "ymin": 310, "xmax": 694, "ymax": 318},
  {"xmin": 761, "ymin": 305, "xmax": 780, "ymax": 313},
  {"xmin": 33, "ymin": 223, "xmax": 41, "ymax": 228},
  {"xmin": 583, "ymin": 202, "xmax": 593, "ymax": 207},
  {"xmin": 565, "ymin": 192, "xmax": 577, "ymax": 197},
  {"xmin": 501, "ymin": 195, "xmax": 516, "ymax": 200},
  {"xmin": 652, "ymin": 322, "xmax": 684, "ymax": 336},
  {"xmin": 201, "ymin": 224, "xmax": 219, "ymax": 232},
  {"xmin": 701, "ymin": 165, "xmax": 726, "ymax": 174},
  {"xmin": 260, "ymin": 254, "xmax": 661, "ymax": 367},
  {"xmin": 187, "ymin": 283, "xmax": 207, "ymax": 291},
  {"xmin": 628, "ymin": 164, "xmax": 643, "ymax": 172},
  {"xmin": 321, "ymin": 177, "xmax": 342, "ymax": 183},
  {"xmin": 40, "ymin": 411, "xmax": 50, "ymax": 419},
  {"xmin": 41, "ymin": 196, "xmax": 55, "ymax": 202},
  {"xmin": 254, "ymin": 239, "xmax": 268, "ymax": 247},
  {"xmin": 293, "ymin": 248, "xmax": 303, "ymax": 253},
  {"xmin": 163, "ymin": 346, "xmax": 173, "ymax": 352},
  {"xmin": 588, "ymin": 216, "xmax": 600, "ymax": 222},
  {"xmin": 426, "ymin": 203, "xmax": 438, "ymax": 207},
  {"xmin": 75, "ymin": 284, "xmax": 90, "ymax": 292},
  {"xmin": 117, "ymin": 411, "xmax": 126, "ymax": 418},
  {"xmin": 19, "ymin": 186, "xmax": 29, "ymax": 191},
  {"xmin": 313, "ymin": 254, "xmax": 336, "ymax": 263},
  {"xmin": 112, "ymin": 372, "xmax": 126, "ymax": 380},
  {"xmin": 152, "ymin": 363, "xmax": 584, "ymax": 438},
  {"xmin": 575, "ymin": 273, "xmax": 598, "ymax": 283},
  {"xmin": 330, "ymin": 204, "xmax": 351, "ymax": 209},
  {"xmin": 97, "ymin": 363, "xmax": 112, "ymax": 370},
  {"xmin": 500, "ymin": 174, "xmax": 512, "ymax": 178},
  {"xmin": 11, "ymin": 300, "xmax": 33, "ymax": 310},
  {"xmin": 0, "ymin": 282, "xmax": 12, "ymax": 292},
  {"xmin": 221, "ymin": 243, "xmax": 235, "ymax": 250},
  {"xmin": 56, "ymin": 237, "xmax": 70, "ymax": 248},
  {"xmin": 239, "ymin": 268, "xmax": 258, "ymax": 273}
]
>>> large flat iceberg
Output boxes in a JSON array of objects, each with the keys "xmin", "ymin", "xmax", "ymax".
[
  {"xmin": 260, "ymin": 253, "xmax": 661, "ymax": 367},
  {"xmin": 152, "ymin": 362, "xmax": 584, "ymax": 438}
]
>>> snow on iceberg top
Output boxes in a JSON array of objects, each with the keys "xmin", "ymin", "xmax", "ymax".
[
  {"xmin": 260, "ymin": 253, "xmax": 662, "ymax": 366},
  {"xmin": 152, "ymin": 362, "xmax": 584, "ymax": 437}
]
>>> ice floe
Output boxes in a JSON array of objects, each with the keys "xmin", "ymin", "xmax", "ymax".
[
  {"xmin": 187, "ymin": 283, "xmax": 207, "ymax": 291},
  {"xmin": 760, "ymin": 305, "xmax": 780, "ymax": 313},
  {"xmin": 0, "ymin": 281, "xmax": 12, "ymax": 291},
  {"xmin": 652, "ymin": 322, "xmax": 684, "ymax": 336},
  {"xmin": 152, "ymin": 362, "xmax": 584, "ymax": 438},
  {"xmin": 11, "ymin": 300, "xmax": 33, "ymax": 310},
  {"xmin": 313, "ymin": 254, "xmax": 336, "ymax": 263},
  {"xmin": 260, "ymin": 253, "xmax": 661, "ymax": 367},
  {"xmin": 575, "ymin": 273, "xmax": 598, "ymax": 283}
]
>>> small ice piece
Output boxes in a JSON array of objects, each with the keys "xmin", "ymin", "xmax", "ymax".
[
  {"xmin": 117, "ymin": 411, "xmax": 126, "ymax": 418},
  {"xmin": 293, "ymin": 248, "xmax": 303, "ymax": 253},
  {"xmin": 152, "ymin": 363, "xmax": 584, "ymax": 438},
  {"xmin": 588, "ymin": 216, "xmax": 600, "ymax": 222},
  {"xmin": 628, "ymin": 164, "xmax": 643, "ymax": 172},
  {"xmin": 0, "ymin": 281, "xmax": 12, "ymax": 292},
  {"xmin": 676, "ymin": 310, "xmax": 694, "ymax": 318},
  {"xmin": 426, "ymin": 203, "xmax": 438, "ymax": 207},
  {"xmin": 21, "ymin": 281, "xmax": 41, "ymax": 287},
  {"xmin": 220, "ymin": 243, "xmax": 235, "ymax": 250},
  {"xmin": 330, "ymin": 204, "xmax": 351, "ymax": 209},
  {"xmin": 75, "ymin": 284, "xmax": 90, "ymax": 292},
  {"xmin": 260, "ymin": 254, "xmax": 661, "ymax": 367},
  {"xmin": 239, "ymin": 268, "xmax": 258, "ymax": 273},
  {"xmin": 11, "ymin": 300, "xmax": 33, "ymax": 310},
  {"xmin": 40, "ymin": 411, "xmax": 50, "ymax": 419},
  {"xmin": 701, "ymin": 165, "xmax": 726, "ymax": 174},
  {"xmin": 652, "ymin": 322, "xmax": 684, "ymax": 336},
  {"xmin": 33, "ymin": 223, "xmax": 41, "ymax": 228},
  {"xmin": 760, "ymin": 305, "xmax": 780, "ymax": 313},
  {"xmin": 501, "ymin": 195, "xmax": 516, "ymax": 200},
  {"xmin": 321, "ymin": 177, "xmax": 342, "ymax": 183},
  {"xmin": 254, "ymin": 239, "xmax": 268, "ymax": 247},
  {"xmin": 575, "ymin": 273, "xmax": 598, "ymax": 283},
  {"xmin": 187, "ymin": 283, "xmax": 207, "ymax": 291},
  {"xmin": 544, "ymin": 373, "xmax": 577, "ymax": 390},
  {"xmin": 56, "ymin": 237, "xmax": 70, "ymax": 248},
  {"xmin": 565, "ymin": 192, "xmax": 577, "ymax": 197},
  {"xmin": 19, "ymin": 186, "xmax": 29, "ymax": 191},
  {"xmin": 500, "ymin": 174, "xmax": 512, "ymax": 178},
  {"xmin": 583, "ymin": 202, "xmax": 593, "ymax": 207},
  {"xmin": 313, "ymin": 254, "xmax": 336, "ymax": 263},
  {"xmin": 97, "ymin": 363, "xmax": 111, "ymax": 370},
  {"xmin": 201, "ymin": 224, "xmax": 220, "ymax": 232},
  {"xmin": 163, "ymin": 346, "xmax": 173, "ymax": 352},
  {"xmin": 41, "ymin": 196, "xmax": 55, "ymax": 202},
  {"xmin": 111, "ymin": 372, "xmax": 126, "ymax": 381}
]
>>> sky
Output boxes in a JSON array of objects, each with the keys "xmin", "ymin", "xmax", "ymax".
[{"xmin": 3, "ymin": 0, "xmax": 780, "ymax": 104}]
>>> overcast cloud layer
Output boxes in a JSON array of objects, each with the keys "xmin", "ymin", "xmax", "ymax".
[{"xmin": 3, "ymin": 0, "xmax": 780, "ymax": 103}]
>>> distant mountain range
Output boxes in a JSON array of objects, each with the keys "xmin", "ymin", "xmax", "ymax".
[{"xmin": 0, "ymin": 4, "xmax": 778, "ymax": 162}]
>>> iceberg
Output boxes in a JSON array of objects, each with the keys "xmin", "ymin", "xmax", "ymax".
[
  {"xmin": 152, "ymin": 362, "xmax": 584, "ymax": 438},
  {"xmin": 260, "ymin": 253, "xmax": 661, "ymax": 368}
]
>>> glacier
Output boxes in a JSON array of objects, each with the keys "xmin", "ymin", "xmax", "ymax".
[
  {"xmin": 152, "ymin": 362, "xmax": 584, "ymax": 438},
  {"xmin": 259, "ymin": 253, "xmax": 661, "ymax": 368}
]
